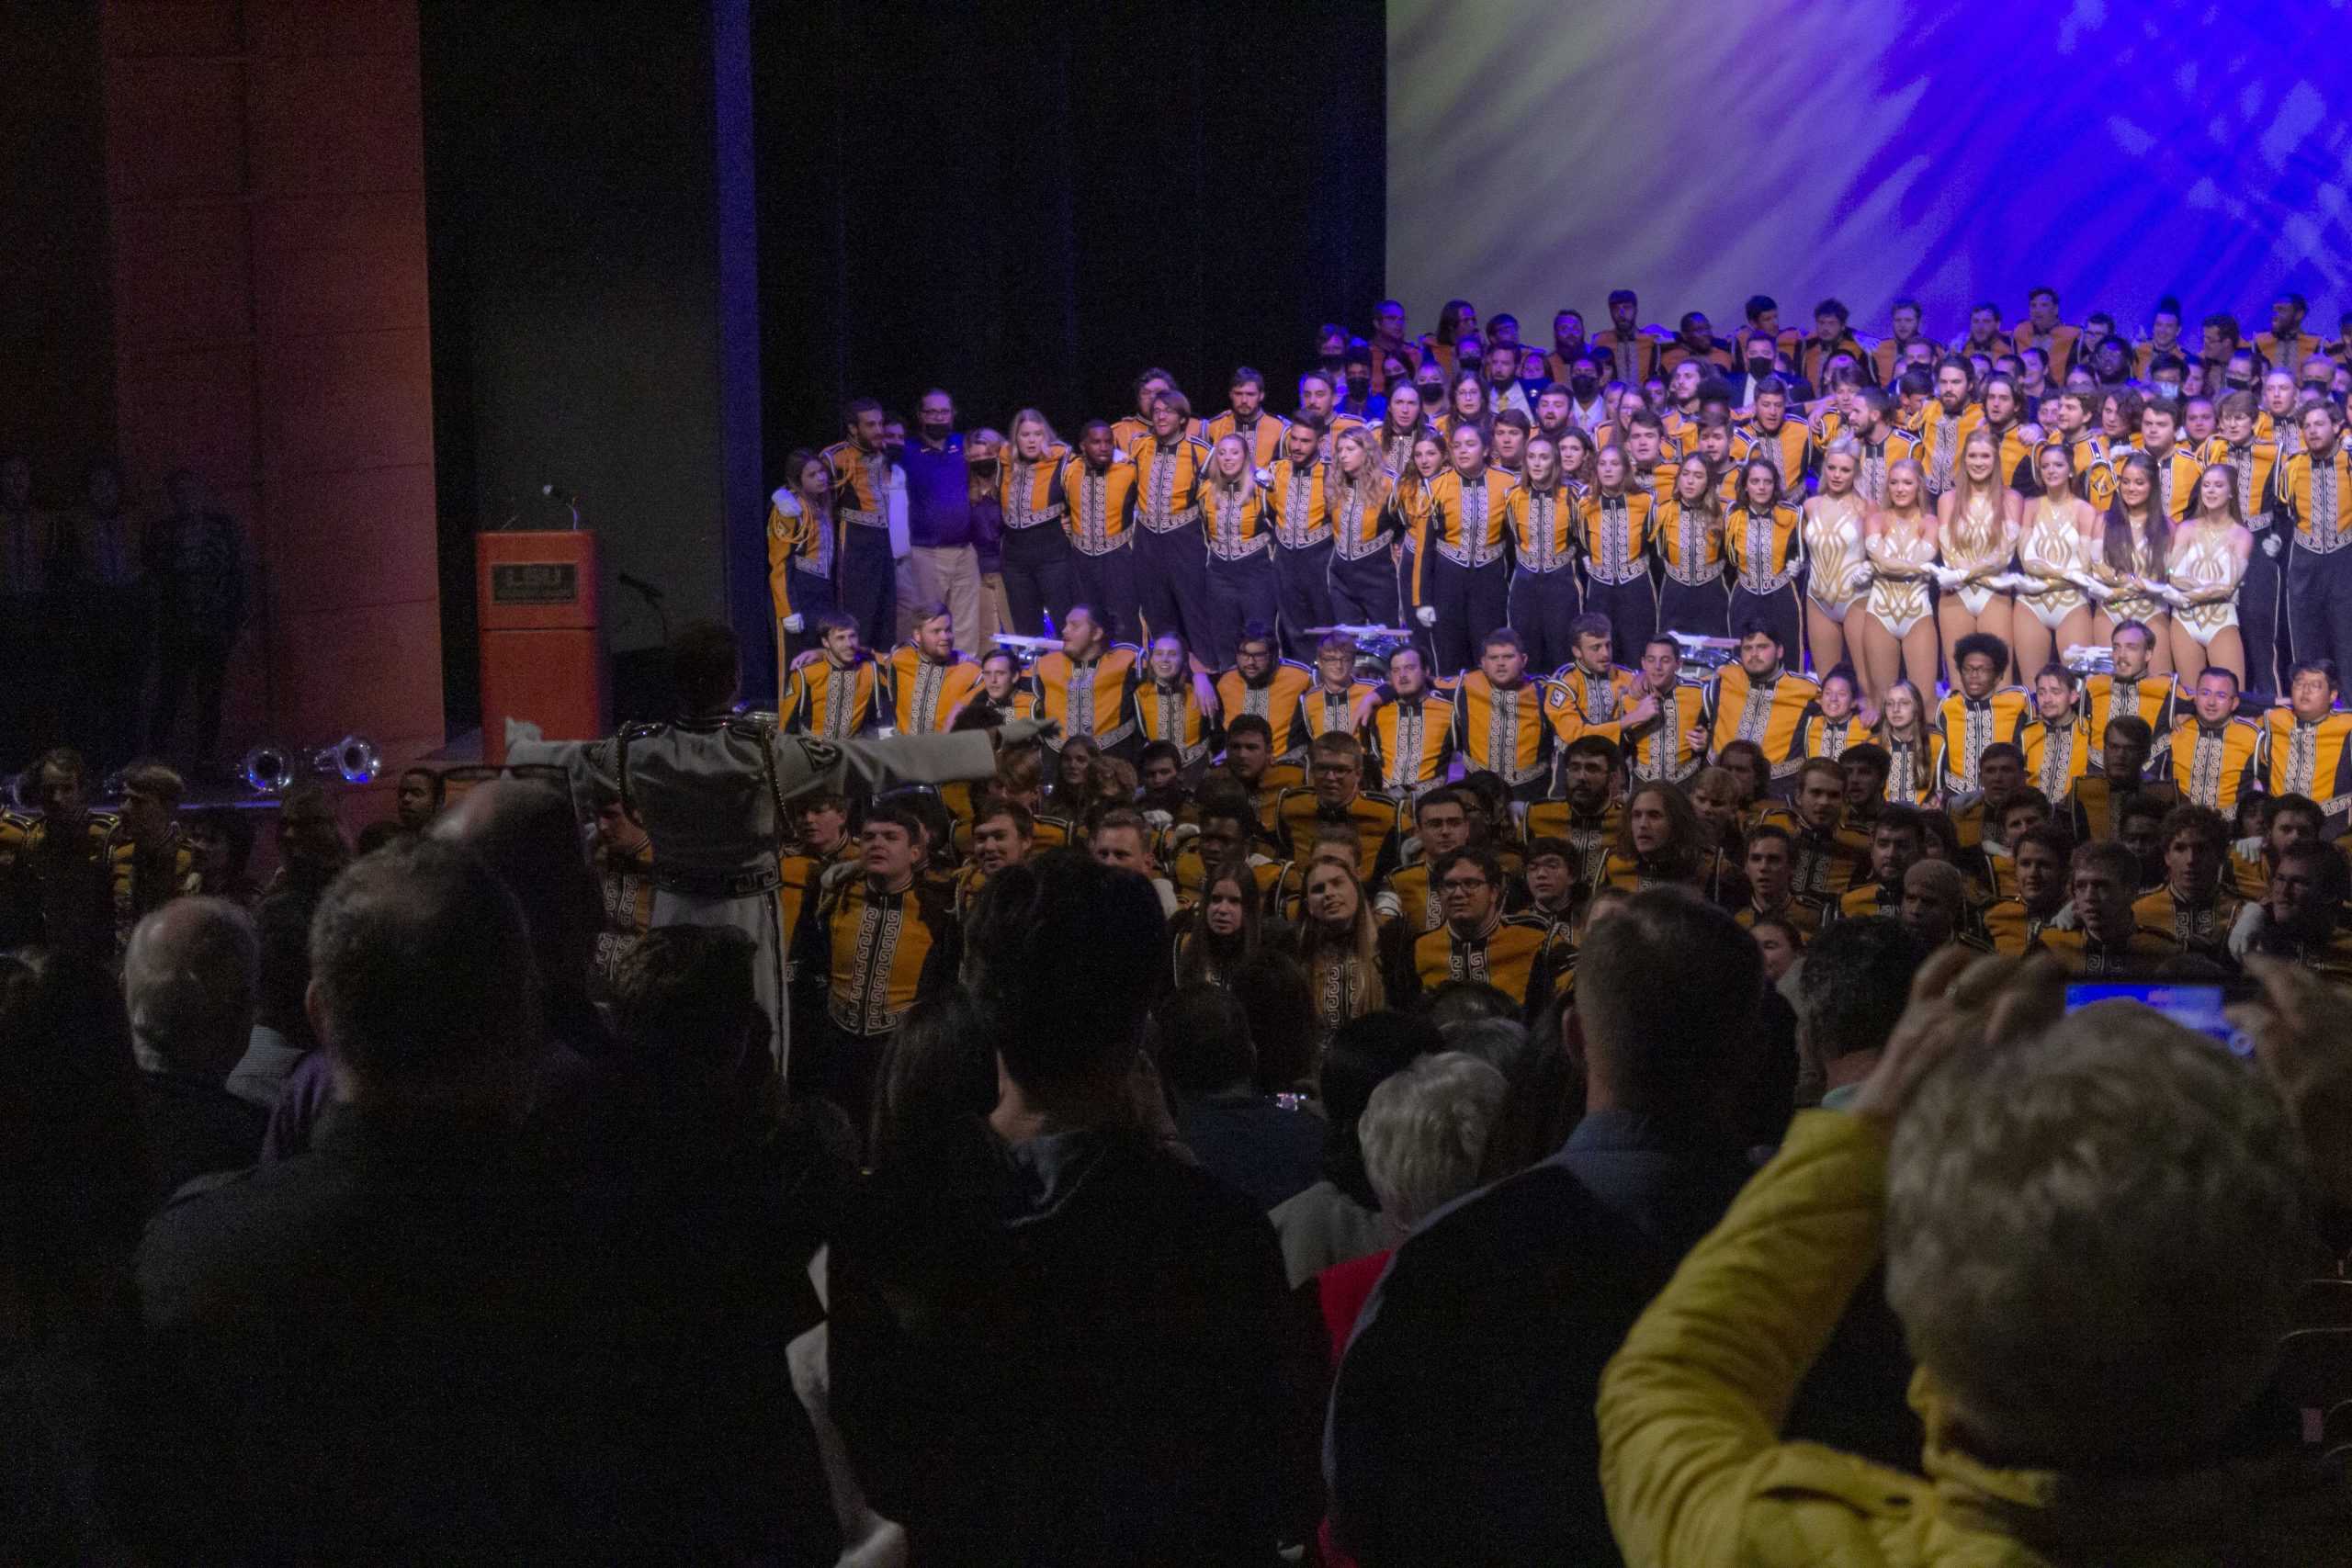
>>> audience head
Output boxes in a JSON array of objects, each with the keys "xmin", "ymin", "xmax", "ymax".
[
  {"xmin": 608, "ymin": 924, "xmax": 778, "ymax": 1146},
  {"xmin": 1899, "ymin": 860, "xmax": 1968, "ymax": 947},
  {"xmin": 671, "ymin": 619, "xmax": 742, "ymax": 714},
  {"xmin": 1, "ymin": 946, "xmax": 154, "ymax": 1316},
  {"xmin": 431, "ymin": 778, "xmax": 602, "ymax": 1017},
  {"xmin": 969, "ymin": 850, "xmax": 1164, "ymax": 1095},
  {"xmin": 307, "ymin": 838, "xmax": 542, "ymax": 1112},
  {"xmin": 1151, "ymin": 984, "xmax": 1257, "ymax": 1099},
  {"xmin": 1887, "ymin": 1002, "xmax": 2309, "ymax": 1466},
  {"xmin": 1795, "ymin": 917, "xmax": 1922, "ymax": 1079},
  {"xmin": 122, "ymin": 897, "xmax": 259, "ymax": 1081},
  {"xmin": 1358, "ymin": 1051, "xmax": 1508, "ymax": 1233},
  {"xmin": 1573, "ymin": 889, "xmax": 1763, "ymax": 1128},
  {"xmin": 866, "ymin": 988, "xmax": 996, "ymax": 1170},
  {"xmin": 1317, "ymin": 1011, "xmax": 1444, "ymax": 1205}
]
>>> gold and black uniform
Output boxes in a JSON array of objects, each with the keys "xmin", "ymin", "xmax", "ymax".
[
  {"xmin": 1408, "ymin": 910, "xmax": 1567, "ymax": 1010},
  {"xmin": 1365, "ymin": 691, "xmax": 1457, "ymax": 796},
  {"xmin": 883, "ymin": 647, "xmax": 983, "ymax": 734},
  {"xmin": 1272, "ymin": 786, "xmax": 1403, "ymax": 886},
  {"xmin": 784, "ymin": 655, "xmax": 884, "ymax": 740}
]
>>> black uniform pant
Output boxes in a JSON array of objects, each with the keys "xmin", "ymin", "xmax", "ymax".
[
  {"xmin": 1581, "ymin": 573, "xmax": 1657, "ymax": 669},
  {"xmin": 2242, "ymin": 529, "xmax": 2286, "ymax": 697},
  {"xmin": 1206, "ymin": 549, "xmax": 1280, "ymax": 669},
  {"xmin": 838, "ymin": 526, "xmax": 897, "ymax": 650},
  {"xmin": 1135, "ymin": 524, "xmax": 1212, "ymax": 651},
  {"xmin": 149, "ymin": 628, "xmax": 233, "ymax": 761},
  {"xmin": 1425, "ymin": 555, "xmax": 1510, "ymax": 673},
  {"xmin": 1507, "ymin": 569, "xmax": 1582, "ymax": 672},
  {"xmin": 1730, "ymin": 583, "xmax": 1802, "ymax": 665},
  {"xmin": 2289, "ymin": 544, "xmax": 2352, "ymax": 684},
  {"xmin": 1658, "ymin": 573, "xmax": 1731, "ymax": 642},
  {"xmin": 780, "ymin": 567, "xmax": 836, "ymax": 668},
  {"xmin": 1274, "ymin": 539, "xmax": 1337, "ymax": 660},
  {"xmin": 1328, "ymin": 549, "xmax": 1401, "ymax": 630},
  {"xmin": 1001, "ymin": 523, "xmax": 1078, "ymax": 637},
  {"xmin": 1069, "ymin": 544, "xmax": 1138, "ymax": 645}
]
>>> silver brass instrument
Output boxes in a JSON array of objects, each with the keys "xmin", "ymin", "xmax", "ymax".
[
  {"xmin": 241, "ymin": 735, "xmax": 379, "ymax": 794},
  {"xmin": 311, "ymin": 735, "xmax": 380, "ymax": 785},
  {"xmin": 242, "ymin": 743, "xmax": 298, "ymax": 795},
  {"xmin": 1669, "ymin": 631, "xmax": 1740, "ymax": 684}
]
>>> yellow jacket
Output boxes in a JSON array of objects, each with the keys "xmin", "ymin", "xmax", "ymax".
[{"xmin": 1599, "ymin": 1110, "xmax": 2351, "ymax": 1566}]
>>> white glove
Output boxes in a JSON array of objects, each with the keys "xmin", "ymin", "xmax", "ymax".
[
  {"xmin": 1416, "ymin": 605, "xmax": 1438, "ymax": 627},
  {"xmin": 1142, "ymin": 808, "xmax": 1173, "ymax": 831},
  {"xmin": 782, "ymin": 613, "xmax": 804, "ymax": 634},
  {"xmin": 2227, "ymin": 900, "xmax": 2267, "ymax": 961},
  {"xmin": 2049, "ymin": 900, "xmax": 2080, "ymax": 931},
  {"xmin": 1000, "ymin": 717, "xmax": 1061, "ymax": 749},
  {"xmin": 504, "ymin": 717, "xmax": 545, "ymax": 748},
  {"xmin": 1252, "ymin": 467, "xmax": 1273, "ymax": 487}
]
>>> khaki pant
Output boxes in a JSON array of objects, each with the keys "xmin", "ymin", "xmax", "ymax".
[
  {"xmin": 906, "ymin": 544, "xmax": 984, "ymax": 652},
  {"xmin": 978, "ymin": 570, "xmax": 1012, "ymax": 644}
]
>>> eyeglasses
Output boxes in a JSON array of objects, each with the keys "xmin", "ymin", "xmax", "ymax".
[{"xmin": 1440, "ymin": 876, "xmax": 1489, "ymax": 892}]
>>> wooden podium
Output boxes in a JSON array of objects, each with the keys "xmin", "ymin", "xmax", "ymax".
[{"xmin": 478, "ymin": 530, "xmax": 608, "ymax": 764}]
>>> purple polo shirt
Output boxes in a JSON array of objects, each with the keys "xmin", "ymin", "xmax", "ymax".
[{"xmin": 903, "ymin": 430, "xmax": 974, "ymax": 548}]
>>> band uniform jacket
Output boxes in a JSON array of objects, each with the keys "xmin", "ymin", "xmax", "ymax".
[
  {"xmin": 1523, "ymin": 799, "xmax": 1622, "ymax": 886},
  {"xmin": 1366, "ymin": 691, "xmax": 1457, "ymax": 795},
  {"xmin": 1702, "ymin": 665, "xmax": 1822, "ymax": 782},
  {"xmin": 2160, "ymin": 716, "xmax": 2265, "ymax": 813},
  {"xmin": 1216, "ymin": 662, "xmax": 1316, "ymax": 760},
  {"xmin": 785, "ymin": 655, "xmax": 884, "ymax": 740},
  {"xmin": 1133, "ymin": 676, "xmax": 1220, "ymax": 770},
  {"xmin": 1935, "ymin": 687, "xmax": 2031, "ymax": 795},
  {"xmin": 2261, "ymin": 708, "xmax": 2352, "ymax": 823},
  {"xmin": 793, "ymin": 876, "xmax": 960, "ymax": 1039},
  {"xmin": 1448, "ymin": 671, "xmax": 1555, "ymax": 790},
  {"xmin": 1031, "ymin": 645, "xmax": 1143, "ymax": 752},
  {"xmin": 2081, "ymin": 672, "xmax": 2177, "ymax": 767},
  {"xmin": 883, "ymin": 647, "xmax": 983, "ymax": 734},
  {"xmin": 1620, "ymin": 682, "xmax": 1708, "ymax": 787},
  {"xmin": 1056, "ymin": 454, "xmax": 1137, "ymax": 558},
  {"xmin": 1204, "ymin": 409, "xmax": 1290, "ymax": 469},
  {"xmin": 1407, "ymin": 910, "xmax": 1568, "ymax": 1010},
  {"xmin": 1272, "ymin": 786, "xmax": 1403, "ymax": 886},
  {"xmin": 1302, "ymin": 682, "xmax": 1376, "ymax": 744},
  {"xmin": 2021, "ymin": 716, "xmax": 2094, "ymax": 806},
  {"xmin": 1547, "ymin": 664, "xmax": 1646, "ymax": 749}
]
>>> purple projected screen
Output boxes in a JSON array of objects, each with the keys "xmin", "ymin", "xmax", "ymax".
[{"xmin": 1387, "ymin": 0, "xmax": 2352, "ymax": 340}]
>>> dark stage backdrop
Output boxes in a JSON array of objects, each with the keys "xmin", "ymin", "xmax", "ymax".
[
  {"xmin": 423, "ymin": 2, "xmax": 1380, "ymax": 726},
  {"xmin": 752, "ymin": 0, "xmax": 1387, "ymax": 468}
]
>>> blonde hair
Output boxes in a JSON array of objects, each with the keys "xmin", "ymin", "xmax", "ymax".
[
  {"xmin": 1357, "ymin": 1050, "xmax": 1507, "ymax": 1229},
  {"xmin": 1204, "ymin": 433, "xmax": 1259, "ymax": 498},
  {"xmin": 1296, "ymin": 859, "xmax": 1385, "ymax": 1018},
  {"xmin": 1333, "ymin": 426, "xmax": 1393, "ymax": 515},
  {"xmin": 1942, "ymin": 427, "xmax": 2007, "ymax": 557},
  {"xmin": 1888, "ymin": 1006, "xmax": 2306, "ymax": 1464},
  {"xmin": 1007, "ymin": 407, "xmax": 1061, "ymax": 454}
]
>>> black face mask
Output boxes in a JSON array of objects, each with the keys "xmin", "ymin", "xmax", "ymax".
[
  {"xmin": 968, "ymin": 457, "xmax": 999, "ymax": 477},
  {"xmin": 1748, "ymin": 357, "xmax": 1773, "ymax": 378},
  {"xmin": 1418, "ymin": 382, "xmax": 1445, "ymax": 405},
  {"xmin": 2224, "ymin": 378, "xmax": 2254, "ymax": 390},
  {"xmin": 1347, "ymin": 377, "xmax": 1371, "ymax": 398},
  {"xmin": 1568, "ymin": 375, "xmax": 1598, "ymax": 400}
]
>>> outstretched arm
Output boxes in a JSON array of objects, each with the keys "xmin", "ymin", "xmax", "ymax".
[{"xmin": 769, "ymin": 720, "xmax": 1055, "ymax": 801}]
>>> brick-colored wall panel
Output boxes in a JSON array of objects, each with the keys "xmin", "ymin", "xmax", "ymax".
[
  {"xmin": 109, "ymin": 199, "xmax": 251, "ymax": 352},
  {"xmin": 252, "ymin": 191, "xmax": 429, "ymax": 336},
  {"xmin": 263, "ymin": 462, "xmax": 438, "ymax": 612},
  {"xmin": 246, "ymin": 52, "xmax": 423, "ymax": 197},
  {"xmin": 256, "ymin": 325, "xmax": 434, "ymax": 476}
]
